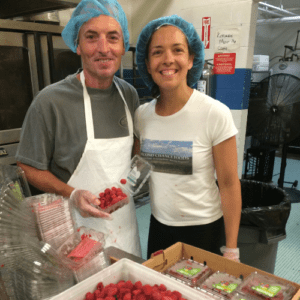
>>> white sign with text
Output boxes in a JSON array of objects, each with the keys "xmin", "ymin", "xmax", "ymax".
[{"xmin": 215, "ymin": 28, "xmax": 240, "ymax": 52}]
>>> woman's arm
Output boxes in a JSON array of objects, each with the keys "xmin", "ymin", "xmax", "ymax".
[
  {"xmin": 132, "ymin": 137, "xmax": 141, "ymax": 157},
  {"xmin": 212, "ymin": 136, "xmax": 241, "ymax": 249}
]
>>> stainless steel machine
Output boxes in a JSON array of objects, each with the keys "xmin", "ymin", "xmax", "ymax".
[{"xmin": 0, "ymin": 19, "xmax": 82, "ymax": 165}]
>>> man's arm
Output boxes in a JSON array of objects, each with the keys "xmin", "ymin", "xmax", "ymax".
[
  {"xmin": 17, "ymin": 162, "xmax": 111, "ymax": 219},
  {"xmin": 17, "ymin": 162, "xmax": 74, "ymax": 197}
]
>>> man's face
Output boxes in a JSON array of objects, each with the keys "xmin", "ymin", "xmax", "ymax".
[{"xmin": 77, "ymin": 15, "xmax": 125, "ymax": 88}]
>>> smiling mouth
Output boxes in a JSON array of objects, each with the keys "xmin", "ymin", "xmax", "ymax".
[
  {"xmin": 160, "ymin": 70, "xmax": 177, "ymax": 75},
  {"xmin": 95, "ymin": 58, "xmax": 112, "ymax": 63}
]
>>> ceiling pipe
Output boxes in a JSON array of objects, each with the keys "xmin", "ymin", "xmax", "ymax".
[
  {"xmin": 259, "ymin": 2, "xmax": 298, "ymax": 16},
  {"xmin": 257, "ymin": 15, "xmax": 300, "ymax": 25},
  {"xmin": 258, "ymin": 7, "xmax": 284, "ymax": 17}
]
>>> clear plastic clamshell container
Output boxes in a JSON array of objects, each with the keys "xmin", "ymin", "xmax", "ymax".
[
  {"xmin": 201, "ymin": 271, "xmax": 243, "ymax": 298},
  {"xmin": 56, "ymin": 226, "xmax": 105, "ymax": 271},
  {"xmin": 235, "ymin": 272, "xmax": 298, "ymax": 300},
  {"xmin": 95, "ymin": 155, "xmax": 153, "ymax": 214},
  {"xmin": 27, "ymin": 193, "xmax": 76, "ymax": 249},
  {"xmin": 231, "ymin": 292, "xmax": 261, "ymax": 300},
  {"xmin": 164, "ymin": 258, "xmax": 213, "ymax": 287}
]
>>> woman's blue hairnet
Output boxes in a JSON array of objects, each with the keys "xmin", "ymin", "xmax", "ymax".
[
  {"xmin": 62, "ymin": 0, "xmax": 130, "ymax": 53},
  {"xmin": 136, "ymin": 15, "xmax": 205, "ymax": 91}
]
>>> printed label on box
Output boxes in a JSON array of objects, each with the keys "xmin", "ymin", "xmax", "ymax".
[
  {"xmin": 252, "ymin": 284, "xmax": 281, "ymax": 297},
  {"xmin": 213, "ymin": 282, "xmax": 238, "ymax": 293},
  {"xmin": 176, "ymin": 267, "xmax": 202, "ymax": 277}
]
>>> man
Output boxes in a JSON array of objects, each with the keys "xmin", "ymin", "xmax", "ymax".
[{"xmin": 16, "ymin": 0, "xmax": 141, "ymax": 257}]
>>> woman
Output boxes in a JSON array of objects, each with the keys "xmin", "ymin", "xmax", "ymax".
[{"xmin": 134, "ymin": 15, "xmax": 242, "ymax": 262}]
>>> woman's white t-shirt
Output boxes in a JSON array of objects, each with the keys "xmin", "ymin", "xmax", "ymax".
[{"xmin": 134, "ymin": 90, "xmax": 238, "ymax": 226}]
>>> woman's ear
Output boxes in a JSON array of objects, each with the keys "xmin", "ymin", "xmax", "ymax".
[
  {"xmin": 146, "ymin": 59, "xmax": 152, "ymax": 75},
  {"xmin": 188, "ymin": 54, "xmax": 194, "ymax": 70}
]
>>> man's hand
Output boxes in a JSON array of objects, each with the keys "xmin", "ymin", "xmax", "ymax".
[
  {"xmin": 70, "ymin": 189, "xmax": 113, "ymax": 220},
  {"xmin": 220, "ymin": 246, "xmax": 240, "ymax": 262}
]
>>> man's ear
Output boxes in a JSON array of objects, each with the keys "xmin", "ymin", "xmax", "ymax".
[{"xmin": 76, "ymin": 44, "xmax": 81, "ymax": 56}]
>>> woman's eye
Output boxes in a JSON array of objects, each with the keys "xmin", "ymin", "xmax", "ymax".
[
  {"xmin": 152, "ymin": 50, "xmax": 161, "ymax": 55},
  {"xmin": 175, "ymin": 48, "xmax": 183, "ymax": 53}
]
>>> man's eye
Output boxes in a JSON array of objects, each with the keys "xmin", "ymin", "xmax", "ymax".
[
  {"xmin": 86, "ymin": 35, "xmax": 95, "ymax": 39},
  {"xmin": 175, "ymin": 48, "xmax": 183, "ymax": 53},
  {"xmin": 109, "ymin": 35, "xmax": 119, "ymax": 41}
]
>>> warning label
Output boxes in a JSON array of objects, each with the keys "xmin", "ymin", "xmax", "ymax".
[{"xmin": 213, "ymin": 53, "xmax": 236, "ymax": 75}]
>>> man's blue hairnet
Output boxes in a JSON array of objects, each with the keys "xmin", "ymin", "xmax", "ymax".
[
  {"xmin": 62, "ymin": 0, "xmax": 130, "ymax": 53},
  {"xmin": 136, "ymin": 15, "xmax": 205, "ymax": 91}
]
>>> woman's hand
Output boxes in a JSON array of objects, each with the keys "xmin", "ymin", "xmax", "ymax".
[{"xmin": 220, "ymin": 246, "xmax": 240, "ymax": 262}]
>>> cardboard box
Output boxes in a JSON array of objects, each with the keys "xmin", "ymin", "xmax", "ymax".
[{"xmin": 142, "ymin": 242, "xmax": 300, "ymax": 299}]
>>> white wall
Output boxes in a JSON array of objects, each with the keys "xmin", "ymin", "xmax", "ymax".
[{"xmin": 58, "ymin": 0, "xmax": 260, "ymax": 178}]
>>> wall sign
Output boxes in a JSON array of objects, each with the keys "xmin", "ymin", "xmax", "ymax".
[
  {"xmin": 215, "ymin": 28, "xmax": 240, "ymax": 52},
  {"xmin": 202, "ymin": 17, "xmax": 211, "ymax": 49},
  {"xmin": 213, "ymin": 53, "xmax": 236, "ymax": 75}
]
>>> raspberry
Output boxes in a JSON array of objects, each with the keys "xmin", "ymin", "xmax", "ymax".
[
  {"xmin": 94, "ymin": 290, "xmax": 101, "ymax": 298},
  {"xmin": 172, "ymin": 291, "xmax": 182, "ymax": 299},
  {"xmin": 120, "ymin": 288, "xmax": 131, "ymax": 294},
  {"xmin": 120, "ymin": 179, "xmax": 127, "ymax": 184},
  {"xmin": 132, "ymin": 289, "xmax": 142, "ymax": 296},
  {"xmin": 152, "ymin": 291, "xmax": 162, "ymax": 300},
  {"xmin": 142, "ymin": 284, "xmax": 152, "ymax": 295},
  {"xmin": 124, "ymin": 280, "xmax": 134, "ymax": 290},
  {"xmin": 106, "ymin": 287, "xmax": 118, "ymax": 296},
  {"xmin": 134, "ymin": 281, "xmax": 143, "ymax": 290},
  {"xmin": 85, "ymin": 292, "xmax": 94, "ymax": 300},
  {"xmin": 104, "ymin": 297, "xmax": 115, "ymax": 300},
  {"xmin": 136, "ymin": 294, "xmax": 147, "ymax": 300},
  {"xmin": 162, "ymin": 296, "xmax": 174, "ymax": 300},
  {"xmin": 158, "ymin": 284, "xmax": 167, "ymax": 292},
  {"xmin": 123, "ymin": 293, "xmax": 132, "ymax": 300}
]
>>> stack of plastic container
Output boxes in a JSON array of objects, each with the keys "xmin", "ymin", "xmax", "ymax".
[
  {"xmin": 0, "ymin": 165, "xmax": 74, "ymax": 299},
  {"xmin": 28, "ymin": 193, "xmax": 75, "ymax": 249}
]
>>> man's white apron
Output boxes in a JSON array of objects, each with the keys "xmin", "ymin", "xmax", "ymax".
[{"xmin": 68, "ymin": 72, "xmax": 141, "ymax": 256}]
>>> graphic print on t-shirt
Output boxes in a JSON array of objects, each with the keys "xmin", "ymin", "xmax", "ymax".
[{"xmin": 141, "ymin": 139, "xmax": 193, "ymax": 175}]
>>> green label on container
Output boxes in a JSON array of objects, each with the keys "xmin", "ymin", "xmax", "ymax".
[
  {"xmin": 10, "ymin": 181, "xmax": 23, "ymax": 202},
  {"xmin": 252, "ymin": 283, "xmax": 281, "ymax": 297},
  {"xmin": 176, "ymin": 266, "xmax": 201, "ymax": 277},
  {"xmin": 212, "ymin": 282, "xmax": 238, "ymax": 293}
]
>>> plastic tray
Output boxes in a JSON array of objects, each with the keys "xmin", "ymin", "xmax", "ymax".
[
  {"xmin": 95, "ymin": 155, "xmax": 153, "ymax": 214},
  {"xmin": 56, "ymin": 226, "xmax": 105, "ymax": 270},
  {"xmin": 164, "ymin": 258, "xmax": 212, "ymax": 287},
  {"xmin": 51, "ymin": 258, "xmax": 213, "ymax": 300},
  {"xmin": 73, "ymin": 250, "xmax": 111, "ymax": 283},
  {"xmin": 235, "ymin": 272, "xmax": 298, "ymax": 300},
  {"xmin": 201, "ymin": 271, "xmax": 243, "ymax": 297},
  {"xmin": 95, "ymin": 184, "xmax": 130, "ymax": 214}
]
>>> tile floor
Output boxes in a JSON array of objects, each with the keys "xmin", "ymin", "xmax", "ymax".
[{"xmin": 136, "ymin": 156, "xmax": 300, "ymax": 283}]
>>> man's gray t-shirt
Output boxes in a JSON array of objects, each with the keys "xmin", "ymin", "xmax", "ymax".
[{"xmin": 15, "ymin": 72, "xmax": 140, "ymax": 183}]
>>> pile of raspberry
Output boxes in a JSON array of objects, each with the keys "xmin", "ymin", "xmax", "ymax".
[
  {"xmin": 84, "ymin": 280, "xmax": 188, "ymax": 300},
  {"xmin": 98, "ymin": 186, "xmax": 127, "ymax": 209}
]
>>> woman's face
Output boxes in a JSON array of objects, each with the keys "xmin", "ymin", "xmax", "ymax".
[{"xmin": 146, "ymin": 25, "xmax": 194, "ymax": 93}]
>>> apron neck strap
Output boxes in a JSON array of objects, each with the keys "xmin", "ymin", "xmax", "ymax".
[{"xmin": 80, "ymin": 71, "xmax": 133, "ymax": 140}]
